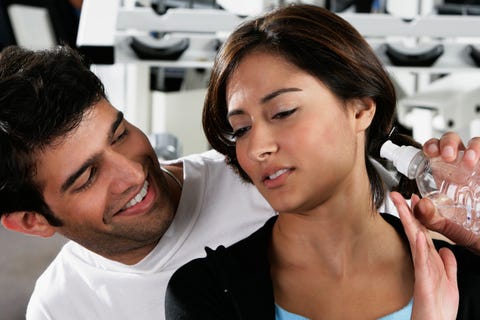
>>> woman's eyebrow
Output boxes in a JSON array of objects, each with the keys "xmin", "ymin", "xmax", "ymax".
[
  {"xmin": 260, "ymin": 87, "xmax": 302, "ymax": 104},
  {"xmin": 227, "ymin": 87, "xmax": 302, "ymax": 120}
]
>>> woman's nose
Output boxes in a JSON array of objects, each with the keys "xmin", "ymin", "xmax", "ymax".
[{"xmin": 247, "ymin": 125, "xmax": 278, "ymax": 162}]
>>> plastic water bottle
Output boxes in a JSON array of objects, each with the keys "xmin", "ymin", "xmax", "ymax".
[{"xmin": 380, "ymin": 140, "xmax": 480, "ymax": 234}]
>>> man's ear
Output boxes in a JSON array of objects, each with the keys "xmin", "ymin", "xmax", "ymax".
[
  {"xmin": 1, "ymin": 211, "xmax": 56, "ymax": 238},
  {"xmin": 351, "ymin": 97, "xmax": 376, "ymax": 132}
]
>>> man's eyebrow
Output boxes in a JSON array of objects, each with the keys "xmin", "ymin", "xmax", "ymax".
[
  {"xmin": 227, "ymin": 88, "xmax": 302, "ymax": 119},
  {"xmin": 109, "ymin": 111, "xmax": 124, "ymax": 140},
  {"xmin": 60, "ymin": 111, "xmax": 124, "ymax": 193}
]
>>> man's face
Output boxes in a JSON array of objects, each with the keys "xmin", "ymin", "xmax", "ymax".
[{"xmin": 34, "ymin": 99, "xmax": 176, "ymax": 264}]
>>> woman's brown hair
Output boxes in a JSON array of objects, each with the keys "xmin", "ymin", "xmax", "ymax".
[{"xmin": 203, "ymin": 4, "xmax": 401, "ymax": 209}]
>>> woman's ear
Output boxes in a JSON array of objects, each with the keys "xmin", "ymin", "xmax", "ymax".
[
  {"xmin": 1, "ymin": 211, "xmax": 56, "ymax": 238},
  {"xmin": 351, "ymin": 97, "xmax": 376, "ymax": 132}
]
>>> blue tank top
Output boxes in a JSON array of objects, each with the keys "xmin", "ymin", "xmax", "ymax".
[{"xmin": 275, "ymin": 298, "xmax": 413, "ymax": 320}]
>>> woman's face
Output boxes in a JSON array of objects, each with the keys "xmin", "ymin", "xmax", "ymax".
[{"xmin": 226, "ymin": 51, "xmax": 374, "ymax": 214}]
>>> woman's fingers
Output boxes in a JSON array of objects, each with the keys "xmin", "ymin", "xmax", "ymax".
[{"xmin": 390, "ymin": 191, "xmax": 459, "ymax": 320}]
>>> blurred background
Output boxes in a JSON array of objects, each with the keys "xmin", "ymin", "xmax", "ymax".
[{"xmin": 0, "ymin": 230, "xmax": 65, "ymax": 320}]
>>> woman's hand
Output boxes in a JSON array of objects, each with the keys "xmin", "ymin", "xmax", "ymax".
[{"xmin": 391, "ymin": 191, "xmax": 458, "ymax": 320}]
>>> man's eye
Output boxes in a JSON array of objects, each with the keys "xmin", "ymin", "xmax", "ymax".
[
  {"xmin": 273, "ymin": 108, "xmax": 297, "ymax": 119},
  {"xmin": 113, "ymin": 128, "xmax": 128, "ymax": 144},
  {"xmin": 76, "ymin": 167, "xmax": 97, "ymax": 192}
]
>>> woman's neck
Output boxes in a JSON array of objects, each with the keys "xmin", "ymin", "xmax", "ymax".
[
  {"xmin": 269, "ymin": 164, "xmax": 387, "ymax": 270},
  {"xmin": 270, "ymin": 208, "xmax": 386, "ymax": 273},
  {"xmin": 269, "ymin": 204, "xmax": 414, "ymax": 319}
]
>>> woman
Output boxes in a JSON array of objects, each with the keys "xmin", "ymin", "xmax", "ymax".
[{"xmin": 166, "ymin": 4, "xmax": 480, "ymax": 319}]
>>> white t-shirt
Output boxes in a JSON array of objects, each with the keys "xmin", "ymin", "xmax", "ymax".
[{"xmin": 26, "ymin": 150, "xmax": 276, "ymax": 320}]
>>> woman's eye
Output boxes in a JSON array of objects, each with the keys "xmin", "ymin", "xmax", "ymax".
[
  {"xmin": 273, "ymin": 108, "xmax": 297, "ymax": 119},
  {"xmin": 232, "ymin": 126, "xmax": 251, "ymax": 140}
]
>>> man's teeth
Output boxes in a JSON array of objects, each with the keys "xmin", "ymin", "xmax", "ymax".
[
  {"xmin": 268, "ymin": 169, "xmax": 289, "ymax": 180},
  {"xmin": 123, "ymin": 181, "xmax": 149, "ymax": 210}
]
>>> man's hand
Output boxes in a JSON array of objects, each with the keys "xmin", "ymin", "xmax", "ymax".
[
  {"xmin": 416, "ymin": 133, "xmax": 480, "ymax": 254},
  {"xmin": 423, "ymin": 132, "xmax": 480, "ymax": 167}
]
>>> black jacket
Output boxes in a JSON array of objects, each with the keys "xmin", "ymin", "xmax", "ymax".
[{"xmin": 165, "ymin": 214, "xmax": 480, "ymax": 320}]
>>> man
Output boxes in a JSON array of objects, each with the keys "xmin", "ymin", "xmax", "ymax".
[
  {"xmin": 0, "ymin": 45, "xmax": 274, "ymax": 319},
  {"xmin": 0, "ymin": 46, "xmax": 478, "ymax": 319}
]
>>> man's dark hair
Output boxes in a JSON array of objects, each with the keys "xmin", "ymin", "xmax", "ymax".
[{"xmin": 0, "ymin": 45, "xmax": 106, "ymax": 225}]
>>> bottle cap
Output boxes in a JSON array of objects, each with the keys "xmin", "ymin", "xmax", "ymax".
[{"xmin": 380, "ymin": 140, "xmax": 421, "ymax": 177}]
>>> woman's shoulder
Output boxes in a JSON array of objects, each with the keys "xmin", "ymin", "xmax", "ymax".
[
  {"xmin": 435, "ymin": 240, "xmax": 480, "ymax": 319},
  {"xmin": 165, "ymin": 216, "xmax": 277, "ymax": 319},
  {"xmin": 170, "ymin": 215, "xmax": 277, "ymax": 285},
  {"xmin": 380, "ymin": 213, "xmax": 480, "ymax": 318},
  {"xmin": 381, "ymin": 212, "xmax": 480, "ymax": 273},
  {"xmin": 432, "ymin": 239, "xmax": 480, "ymax": 274}
]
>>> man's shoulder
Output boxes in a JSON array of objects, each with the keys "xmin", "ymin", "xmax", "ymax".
[
  {"xmin": 27, "ymin": 240, "xmax": 125, "ymax": 318},
  {"xmin": 27, "ymin": 241, "xmax": 85, "ymax": 315},
  {"xmin": 33, "ymin": 241, "xmax": 85, "ymax": 285},
  {"xmin": 169, "ymin": 150, "xmax": 243, "ymax": 186}
]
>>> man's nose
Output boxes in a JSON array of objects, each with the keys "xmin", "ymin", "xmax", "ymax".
[{"xmin": 106, "ymin": 151, "xmax": 145, "ymax": 195}]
